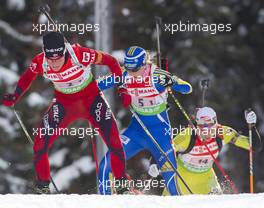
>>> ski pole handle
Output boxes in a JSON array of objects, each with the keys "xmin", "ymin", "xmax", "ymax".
[
  {"xmin": 39, "ymin": 4, "xmax": 70, "ymax": 44},
  {"xmin": 39, "ymin": 5, "xmax": 55, "ymax": 26}
]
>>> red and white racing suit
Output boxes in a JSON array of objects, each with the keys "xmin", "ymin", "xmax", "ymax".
[{"xmin": 13, "ymin": 44, "xmax": 126, "ymax": 184}]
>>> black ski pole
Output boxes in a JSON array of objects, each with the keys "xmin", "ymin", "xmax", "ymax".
[
  {"xmin": 200, "ymin": 79, "xmax": 210, "ymax": 107},
  {"xmin": 155, "ymin": 16, "xmax": 162, "ymax": 68},
  {"xmin": 13, "ymin": 108, "xmax": 60, "ymax": 193},
  {"xmin": 39, "ymin": 5, "xmax": 56, "ymax": 28}
]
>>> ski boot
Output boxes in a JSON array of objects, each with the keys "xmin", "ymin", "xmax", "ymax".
[
  {"xmin": 34, "ymin": 181, "xmax": 51, "ymax": 194},
  {"xmin": 114, "ymin": 175, "xmax": 141, "ymax": 195}
]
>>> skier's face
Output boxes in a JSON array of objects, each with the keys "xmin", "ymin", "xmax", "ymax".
[
  {"xmin": 46, "ymin": 55, "xmax": 65, "ymax": 71},
  {"xmin": 128, "ymin": 66, "xmax": 145, "ymax": 77},
  {"xmin": 197, "ymin": 123, "xmax": 217, "ymax": 140}
]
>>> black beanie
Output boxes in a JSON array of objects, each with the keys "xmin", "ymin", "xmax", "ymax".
[{"xmin": 43, "ymin": 32, "xmax": 65, "ymax": 58}]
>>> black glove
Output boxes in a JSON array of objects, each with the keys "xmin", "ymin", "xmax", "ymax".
[{"xmin": 155, "ymin": 69, "xmax": 179, "ymax": 87}]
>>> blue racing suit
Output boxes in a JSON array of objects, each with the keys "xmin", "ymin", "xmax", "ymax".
[{"xmin": 97, "ymin": 64, "xmax": 192, "ymax": 195}]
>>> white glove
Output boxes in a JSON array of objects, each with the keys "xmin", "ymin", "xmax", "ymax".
[
  {"xmin": 245, "ymin": 110, "xmax": 257, "ymax": 124},
  {"xmin": 148, "ymin": 164, "xmax": 160, "ymax": 178}
]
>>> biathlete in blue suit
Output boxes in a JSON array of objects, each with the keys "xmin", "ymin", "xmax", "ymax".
[{"xmin": 97, "ymin": 46, "xmax": 192, "ymax": 195}]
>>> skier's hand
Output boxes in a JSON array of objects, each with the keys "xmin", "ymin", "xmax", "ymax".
[
  {"xmin": 156, "ymin": 69, "xmax": 179, "ymax": 87},
  {"xmin": 148, "ymin": 164, "xmax": 159, "ymax": 178},
  {"xmin": 245, "ymin": 110, "xmax": 257, "ymax": 124},
  {"xmin": 118, "ymin": 86, "xmax": 131, "ymax": 108},
  {"xmin": 2, "ymin": 93, "xmax": 18, "ymax": 107}
]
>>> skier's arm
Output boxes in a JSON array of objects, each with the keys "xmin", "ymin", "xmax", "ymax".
[
  {"xmin": 221, "ymin": 125, "xmax": 249, "ymax": 150},
  {"xmin": 97, "ymin": 71, "xmax": 126, "ymax": 91},
  {"xmin": 170, "ymin": 78, "xmax": 192, "ymax": 94},
  {"xmin": 15, "ymin": 68, "xmax": 38, "ymax": 96},
  {"xmin": 93, "ymin": 49, "xmax": 122, "ymax": 77},
  {"xmin": 172, "ymin": 127, "xmax": 192, "ymax": 152},
  {"xmin": 2, "ymin": 58, "xmax": 40, "ymax": 106},
  {"xmin": 97, "ymin": 71, "xmax": 131, "ymax": 108},
  {"xmin": 78, "ymin": 45, "xmax": 122, "ymax": 77},
  {"xmin": 153, "ymin": 69, "xmax": 192, "ymax": 94}
]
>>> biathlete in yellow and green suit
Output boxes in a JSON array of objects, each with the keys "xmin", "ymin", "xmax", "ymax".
[{"xmin": 148, "ymin": 107, "xmax": 256, "ymax": 195}]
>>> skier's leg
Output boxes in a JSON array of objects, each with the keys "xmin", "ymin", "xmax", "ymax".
[
  {"xmin": 98, "ymin": 151, "xmax": 112, "ymax": 195},
  {"xmin": 87, "ymin": 93, "xmax": 127, "ymax": 179},
  {"xmin": 208, "ymin": 169, "xmax": 222, "ymax": 194},
  {"xmin": 150, "ymin": 137, "xmax": 179, "ymax": 195},
  {"xmin": 176, "ymin": 165, "xmax": 222, "ymax": 194},
  {"xmin": 33, "ymin": 100, "xmax": 73, "ymax": 185},
  {"xmin": 98, "ymin": 122, "xmax": 144, "ymax": 195},
  {"xmin": 141, "ymin": 113, "xmax": 179, "ymax": 195}
]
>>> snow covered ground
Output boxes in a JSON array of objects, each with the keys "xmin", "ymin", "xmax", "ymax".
[{"xmin": 0, "ymin": 193, "xmax": 263, "ymax": 208}]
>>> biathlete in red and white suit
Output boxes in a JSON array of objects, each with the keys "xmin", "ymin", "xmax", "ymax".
[{"xmin": 2, "ymin": 32, "xmax": 128, "ymax": 193}]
